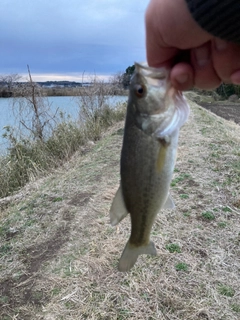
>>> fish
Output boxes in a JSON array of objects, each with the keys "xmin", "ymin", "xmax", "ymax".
[{"xmin": 110, "ymin": 62, "xmax": 190, "ymax": 272}]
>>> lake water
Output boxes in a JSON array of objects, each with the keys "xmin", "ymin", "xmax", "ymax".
[{"xmin": 0, "ymin": 95, "xmax": 127, "ymax": 154}]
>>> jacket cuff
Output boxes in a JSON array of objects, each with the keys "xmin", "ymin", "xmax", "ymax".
[{"xmin": 185, "ymin": 0, "xmax": 240, "ymax": 43}]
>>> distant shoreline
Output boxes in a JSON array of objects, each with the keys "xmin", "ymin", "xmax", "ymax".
[{"xmin": 0, "ymin": 87, "xmax": 128, "ymax": 98}]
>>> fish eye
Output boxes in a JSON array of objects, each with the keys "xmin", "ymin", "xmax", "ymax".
[{"xmin": 134, "ymin": 84, "xmax": 145, "ymax": 98}]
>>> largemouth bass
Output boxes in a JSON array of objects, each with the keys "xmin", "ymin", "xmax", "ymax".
[{"xmin": 110, "ymin": 62, "xmax": 189, "ymax": 272}]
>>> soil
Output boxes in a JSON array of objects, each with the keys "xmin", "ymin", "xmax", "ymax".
[{"xmin": 199, "ymin": 102, "xmax": 240, "ymax": 124}]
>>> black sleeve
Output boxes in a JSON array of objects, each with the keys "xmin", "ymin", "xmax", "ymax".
[{"xmin": 185, "ymin": 0, "xmax": 240, "ymax": 44}]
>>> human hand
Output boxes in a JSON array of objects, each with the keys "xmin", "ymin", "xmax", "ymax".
[{"xmin": 145, "ymin": 0, "xmax": 240, "ymax": 91}]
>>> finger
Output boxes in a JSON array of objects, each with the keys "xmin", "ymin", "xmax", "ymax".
[
  {"xmin": 170, "ymin": 62, "xmax": 194, "ymax": 91},
  {"xmin": 191, "ymin": 43, "xmax": 221, "ymax": 89},
  {"xmin": 212, "ymin": 39, "xmax": 240, "ymax": 83},
  {"xmin": 145, "ymin": 0, "xmax": 177, "ymax": 68},
  {"xmin": 231, "ymin": 70, "xmax": 240, "ymax": 84},
  {"xmin": 145, "ymin": 10, "xmax": 179, "ymax": 68},
  {"xmin": 145, "ymin": 0, "xmax": 213, "ymax": 68}
]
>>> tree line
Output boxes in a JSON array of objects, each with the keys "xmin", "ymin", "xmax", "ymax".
[{"xmin": 1, "ymin": 64, "xmax": 240, "ymax": 99}]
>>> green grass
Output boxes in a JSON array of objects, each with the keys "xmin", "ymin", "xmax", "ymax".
[
  {"xmin": 51, "ymin": 288, "xmax": 61, "ymax": 296},
  {"xmin": 0, "ymin": 244, "xmax": 12, "ymax": 257},
  {"xmin": 52, "ymin": 197, "xmax": 63, "ymax": 202},
  {"xmin": 183, "ymin": 211, "xmax": 191, "ymax": 217},
  {"xmin": 222, "ymin": 206, "xmax": 232, "ymax": 212},
  {"xmin": 231, "ymin": 304, "xmax": 240, "ymax": 313},
  {"xmin": 218, "ymin": 285, "xmax": 235, "ymax": 297},
  {"xmin": 218, "ymin": 222, "xmax": 227, "ymax": 228},
  {"xmin": 179, "ymin": 194, "xmax": 189, "ymax": 199},
  {"xmin": 166, "ymin": 243, "xmax": 181, "ymax": 253},
  {"xmin": 210, "ymin": 152, "xmax": 220, "ymax": 159},
  {"xmin": 201, "ymin": 211, "xmax": 215, "ymax": 221},
  {"xmin": 175, "ymin": 262, "xmax": 188, "ymax": 272},
  {"xmin": 0, "ymin": 296, "xmax": 9, "ymax": 304},
  {"xmin": 171, "ymin": 173, "xmax": 191, "ymax": 187}
]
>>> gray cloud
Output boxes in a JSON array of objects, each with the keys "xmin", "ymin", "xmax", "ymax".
[{"xmin": 0, "ymin": 0, "xmax": 149, "ymax": 79}]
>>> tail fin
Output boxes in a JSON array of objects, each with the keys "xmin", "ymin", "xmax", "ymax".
[{"xmin": 118, "ymin": 241, "xmax": 157, "ymax": 272}]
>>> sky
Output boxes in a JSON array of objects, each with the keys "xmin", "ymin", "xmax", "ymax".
[{"xmin": 0, "ymin": 0, "xmax": 149, "ymax": 82}]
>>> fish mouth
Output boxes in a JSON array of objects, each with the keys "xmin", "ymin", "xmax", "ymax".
[{"xmin": 134, "ymin": 62, "xmax": 170, "ymax": 87}]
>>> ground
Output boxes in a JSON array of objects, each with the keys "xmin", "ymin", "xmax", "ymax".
[
  {"xmin": 0, "ymin": 100, "xmax": 240, "ymax": 319},
  {"xmin": 200, "ymin": 102, "xmax": 240, "ymax": 124}
]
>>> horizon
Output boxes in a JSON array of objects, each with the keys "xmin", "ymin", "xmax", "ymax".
[{"xmin": 14, "ymin": 72, "xmax": 115, "ymax": 83}]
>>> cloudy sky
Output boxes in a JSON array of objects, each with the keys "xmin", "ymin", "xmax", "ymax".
[{"xmin": 1, "ymin": 0, "xmax": 149, "ymax": 82}]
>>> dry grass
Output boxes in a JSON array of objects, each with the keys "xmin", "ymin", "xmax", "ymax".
[{"xmin": 0, "ymin": 100, "xmax": 240, "ymax": 320}]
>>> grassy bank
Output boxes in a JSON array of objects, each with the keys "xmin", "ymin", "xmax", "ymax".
[{"xmin": 0, "ymin": 99, "xmax": 240, "ymax": 319}]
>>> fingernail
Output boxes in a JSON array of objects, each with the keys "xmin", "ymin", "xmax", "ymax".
[
  {"xmin": 231, "ymin": 70, "xmax": 240, "ymax": 84},
  {"xmin": 194, "ymin": 46, "xmax": 210, "ymax": 67},
  {"xmin": 175, "ymin": 74, "xmax": 189, "ymax": 84},
  {"xmin": 215, "ymin": 38, "xmax": 228, "ymax": 51}
]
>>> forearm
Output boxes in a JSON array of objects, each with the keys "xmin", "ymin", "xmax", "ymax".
[{"xmin": 185, "ymin": 0, "xmax": 240, "ymax": 43}]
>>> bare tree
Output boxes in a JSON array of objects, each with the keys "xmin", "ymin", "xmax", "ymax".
[
  {"xmin": 109, "ymin": 72, "xmax": 125, "ymax": 94},
  {"xmin": 0, "ymin": 73, "xmax": 21, "ymax": 88},
  {"xmin": 0, "ymin": 73, "xmax": 21, "ymax": 97},
  {"xmin": 75, "ymin": 73, "xmax": 114, "ymax": 123},
  {"xmin": 10, "ymin": 65, "xmax": 58, "ymax": 142}
]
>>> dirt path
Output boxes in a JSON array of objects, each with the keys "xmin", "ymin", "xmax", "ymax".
[
  {"xmin": 0, "ymin": 100, "xmax": 240, "ymax": 319},
  {"xmin": 199, "ymin": 102, "xmax": 240, "ymax": 124}
]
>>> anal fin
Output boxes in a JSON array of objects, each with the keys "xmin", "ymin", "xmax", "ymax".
[
  {"xmin": 163, "ymin": 193, "xmax": 175, "ymax": 209},
  {"xmin": 110, "ymin": 184, "xmax": 128, "ymax": 226}
]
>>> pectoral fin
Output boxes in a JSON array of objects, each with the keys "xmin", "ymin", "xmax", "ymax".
[
  {"xmin": 156, "ymin": 143, "xmax": 167, "ymax": 172},
  {"xmin": 155, "ymin": 91, "xmax": 190, "ymax": 139},
  {"xmin": 163, "ymin": 193, "xmax": 175, "ymax": 209},
  {"xmin": 110, "ymin": 185, "xmax": 128, "ymax": 226}
]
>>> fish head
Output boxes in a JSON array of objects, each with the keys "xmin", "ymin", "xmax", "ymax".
[
  {"xmin": 129, "ymin": 62, "xmax": 170, "ymax": 116},
  {"xmin": 128, "ymin": 62, "xmax": 190, "ymax": 138}
]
